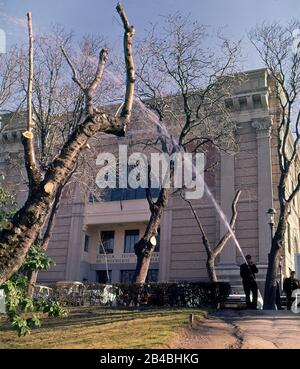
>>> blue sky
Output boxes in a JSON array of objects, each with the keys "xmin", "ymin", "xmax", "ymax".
[{"xmin": 0, "ymin": 0, "xmax": 300, "ymax": 69}]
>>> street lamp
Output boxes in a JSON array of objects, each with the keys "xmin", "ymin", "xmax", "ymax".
[
  {"xmin": 266, "ymin": 208, "xmax": 276, "ymax": 236},
  {"xmin": 266, "ymin": 208, "xmax": 276, "ymax": 277}
]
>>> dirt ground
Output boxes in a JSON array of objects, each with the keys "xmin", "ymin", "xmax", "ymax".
[{"xmin": 172, "ymin": 310, "xmax": 300, "ymax": 349}]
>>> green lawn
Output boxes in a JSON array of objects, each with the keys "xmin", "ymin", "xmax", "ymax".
[{"xmin": 0, "ymin": 307, "xmax": 206, "ymax": 349}]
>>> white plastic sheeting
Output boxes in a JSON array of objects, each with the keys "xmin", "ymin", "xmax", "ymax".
[{"xmin": 0, "ymin": 289, "xmax": 5, "ymax": 313}]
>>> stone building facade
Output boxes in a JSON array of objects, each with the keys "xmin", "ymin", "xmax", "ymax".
[{"xmin": 1, "ymin": 68, "xmax": 300, "ymax": 292}]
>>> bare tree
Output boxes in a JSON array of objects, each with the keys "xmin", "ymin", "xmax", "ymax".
[
  {"xmin": 132, "ymin": 14, "xmax": 242, "ymax": 283},
  {"xmin": 11, "ymin": 27, "xmax": 115, "ymax": 294},
  {"xmin": 0, "ymin": 46, "xmax": 21, "ymax": 133},
  {"xmin": 250, "ymin": 21, "xmax": 300, "ymax": 309},
  {"xmin": 0, "ymin": 3, "xmax": 135, "ymax": 285},
  {"xmin": 181, "ymin": 190, "xmax": 241, "ymax": 282}
]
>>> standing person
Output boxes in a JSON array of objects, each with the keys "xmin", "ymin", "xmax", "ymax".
[
  {"xmin": 283, "ymin": 271, "xmax": 300, "ymax": 310},
  {"xmin": 240, "ymin": 255, "xmax": 259, "ymax": 309}
]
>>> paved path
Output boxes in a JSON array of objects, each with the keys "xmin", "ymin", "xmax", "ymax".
[{"xmin": 172, "ymin": 310, "xmax": 300, "ymax": 349}]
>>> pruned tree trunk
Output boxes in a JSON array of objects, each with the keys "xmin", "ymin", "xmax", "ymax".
[
  {"xmin": 26, "ymin": 177, "xmax": 66, "ymax": 297},
  {"xmin": 206, "ymin": 253, "xmax": 217, "ymax": 283},
  {"xmin": 133, "ymin": 187, "xmax": 169, "ymax": 283},
  {"xmin": 23, "ymin": 13, "xmax": 41, "ymax": 194},
  {"xmin": 263, "ymin": 201, "xmax": 288, "ymax": 309}
]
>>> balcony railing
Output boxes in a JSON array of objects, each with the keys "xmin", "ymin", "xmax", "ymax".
[{"xmin": 96, "ymin": 252, "xmax": 159, "ymax": 264}]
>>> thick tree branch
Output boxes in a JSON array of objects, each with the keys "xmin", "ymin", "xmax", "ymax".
[
  {"xmin": 22, "ymin": 12, "xmax": 41, "ymax": 191},
  {"xmin": 116, "ymin": 2, "xmax": 135, "ymax": 123},
  {"xmin": 181, "ymin": 189, "xmax": 241, "ymax": 282},
  {"xmin": 180, "ymin": 192, "xmax": 212, "ymax": 256},
  {"xmin": 61, "ymin": 47, "xmax": 109, "ymax": 117},
  {"xmin": 27, "ymin": 12, "xmax": 33, "ymax": 133},
  {"xmin": 213, "ymin": 189, "xmax": 241, "ymax": 256}
]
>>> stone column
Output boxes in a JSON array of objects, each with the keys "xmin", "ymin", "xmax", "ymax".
[
  {"xmin": 251, "ymin": 117, "xmax": 273, "ymax": 265},
  {"xmin": 65, "ymin": 188, "xmax": 86, "ymax": 281},
  {"xmin": 219, "ymin": 150, "xmax": 237, "ymax": 265}
]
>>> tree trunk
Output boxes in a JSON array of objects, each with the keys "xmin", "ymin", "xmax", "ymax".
[
  {"xmin": 206, "ymin": 253, "xmax": 218, "ymax": 283},
  {"xmin": 263, "ymin": 244, "xmax": 281, "ymax": 309},
  {"xmin": 134, "ymin": 240, "xmax": 153, "ymax": 283},
  {"xmin": 27, "ymin": 181, "xmax": 65, "ymax": 297},
  {"xmin": 264, "ymin": 197, "xmax": 290, "ymax": 310},
  {"xmin": 133, "ymin": 188, "xmax": 169, "ymax": 283},
  {"xmin": 263, "ymin": 209, "xmax": 287, "ymax": 309}
]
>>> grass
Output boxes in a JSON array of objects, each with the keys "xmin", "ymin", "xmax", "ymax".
[{"xmin": 0, "ymin": 306, "xmax": 206, "ymax": 349}]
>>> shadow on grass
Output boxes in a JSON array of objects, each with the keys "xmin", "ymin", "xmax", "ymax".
[{"xmin": 0, "ymin": 307, "xmax": 205, "ymax": 333}]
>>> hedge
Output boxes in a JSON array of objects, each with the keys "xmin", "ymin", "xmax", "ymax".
[{"xmin": 43, "ymin": 282, "xmax": 230, "ymax": 308}]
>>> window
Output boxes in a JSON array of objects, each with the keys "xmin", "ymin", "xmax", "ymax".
[
  {"xmin": 147, "ymin": 269, "xmax": 159, "ymax": 282},
  {"xmin": 89, "ymin": 163, "xmax": 160, "ymax": 203},
  {"xmin": 100, "ymin": 231, "xmax": 115, "ymax": 254},
  {"xmin": 238, "ymin": 96, "xmax": 247, "ymax": 110},
  {"xmin": 97, "ymin": 270, "xmax": 112, "ymax": 284},
  {"xmin": 84, "ymin": 234, "xmax": 90, "ymax": 253},
  {"xmin": 124, "ymin": 229, "xmax": 139, "ymax": 253},
  {"xmin": 120, "ymin": 270, "xmax": 135, "ymax": 283},
  {"xmin": 100, "ymin": 187, "xmax": 160, "ymax": 202},
  {"xmin": 252, "ymin": 94, "xmax": 262, "ymax": 108}
]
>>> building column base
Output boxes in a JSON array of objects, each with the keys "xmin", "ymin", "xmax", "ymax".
[{"xmin": 215, "ymin": 263, "xmax": 240, "ymax": 285}]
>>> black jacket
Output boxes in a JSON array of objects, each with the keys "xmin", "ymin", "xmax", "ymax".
[
  {"xmin": 240, "ymin": 263, "xmax": 258, "ymax": 282},
  {"xmin": 283, "ymin": 277, "xmax": 300, "ymax": 294}
]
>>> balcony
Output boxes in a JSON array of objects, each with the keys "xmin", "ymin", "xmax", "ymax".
[
  {"xmin": 84, "ymin": 197, "xmax": 151, "ymax": 226},
  {"xmin": 96, "ymin": 252, "xmax": 159, "ymax": 265}
]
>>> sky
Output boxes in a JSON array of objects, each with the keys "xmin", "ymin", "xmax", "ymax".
[{"xmin": 0, "ymin": 0, "xmax": 300, "ymax": 70}]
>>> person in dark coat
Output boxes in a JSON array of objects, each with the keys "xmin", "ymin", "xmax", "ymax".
[
  {"xmin": 240, "ymin": 255, "xmax": 259, "ymax": 309},
  {"xmin": 283, "ymin": 271, "xmax": 300, "ymax": 310}
]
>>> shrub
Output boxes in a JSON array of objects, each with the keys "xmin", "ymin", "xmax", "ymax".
[
  {"xmin": 47, "ymin": 281, "xmax": 230, "ymax": 308},
  {"xmin": 115, "ymin": 282, "xmax": 230, "ymax": 308}
]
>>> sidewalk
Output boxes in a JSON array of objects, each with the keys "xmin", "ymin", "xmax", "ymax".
[{"xmin": 172, "ymin": 309, "xmax": 300, "ymax": 349}]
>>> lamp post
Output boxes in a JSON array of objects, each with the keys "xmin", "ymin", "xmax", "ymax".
[
  {"xmin": 266, "ymin": 208, "xmax": 276, "ymax": 237},
  {"xmin": 266, "ymin": 208, "xmax": 276, "ymax": 266}
]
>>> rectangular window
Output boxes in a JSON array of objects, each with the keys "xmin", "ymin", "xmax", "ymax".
[
  {"xmin": 120, "ymin": 270, "xmax": 135, "ymax": 283},
  {"xmin": 252, "ymin": 94, "xmax": 262, "ymax": 108},
  {"xmin": 147, "ymin": 269, "xmax": 159, "ymax": 282},
  {"xmin": 84, "ymin": 235, "xmax": 90, "ymax": 253},
  {"xmin": 96, "ymin": 270, "xmax": 112, "ymax": 284},
  {"xmin": 100, "ymin": 231, "xmax": 115, "ymax": 254},
  {"xmin": 238, "ymin": 96, "xmax": 247, "ymax": 110},
  {"xmin": 124, "ymin": 229, "xmax": 139, "ymax": 253}
]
